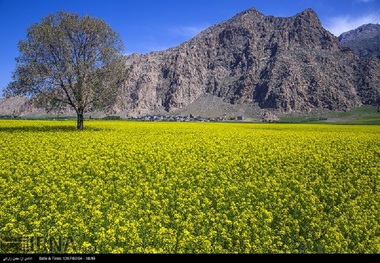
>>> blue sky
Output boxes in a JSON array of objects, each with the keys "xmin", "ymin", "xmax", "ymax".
[{"xmin": 1, "ymin": 0, "xmax": 379, "ymax": 96}]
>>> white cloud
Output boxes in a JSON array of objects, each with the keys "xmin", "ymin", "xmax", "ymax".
[
  {"xmin": 125, "ymin": 42, "xmax": 172, "ymax": 54},
  {"xmin": 325, "ymin": 13, "xmax": 380, "ymax": 36},
  {"xmin": 354, "ymin": 0, "xmax": 375, "ymax": 3},
  {"xmin": 169, "ymin": 25, "xmax": 209, "ymax": 38},
  {"xmin": 124, "ymin": 25, "xmax": 210, "ymax": 54}
]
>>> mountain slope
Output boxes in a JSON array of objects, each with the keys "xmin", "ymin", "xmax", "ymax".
[
  {"xmin": 119, "ymin": 8, "xmax": 379, "ymax": 117},
  {"xmin": 1, "ymin": 8, "xmax": 379, "ymax": 119},
  {"xmin": 338, "ymin": 23, "xmax": 380, "ymax": 59}
]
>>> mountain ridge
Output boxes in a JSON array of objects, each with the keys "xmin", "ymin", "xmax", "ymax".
[
  {"xmin": 118, "ymin": 7, "xmax": 378, "ymax": 117},
  {"xmin": 1, "ymin": 8, "xmax": 379, "ymax": 119},
  {"xmin": 338, "ymin": 23, "xmax": 380, "ymax": 59}
]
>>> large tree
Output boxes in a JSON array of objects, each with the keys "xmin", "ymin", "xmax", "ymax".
[{"xmin": 3, "ymin": 11, "xmax": 127, "ymax": 130}]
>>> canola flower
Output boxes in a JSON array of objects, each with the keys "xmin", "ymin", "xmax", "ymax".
[{"xmin": 0, "ymin": 120, "xmax": 379, "ymax": 253}]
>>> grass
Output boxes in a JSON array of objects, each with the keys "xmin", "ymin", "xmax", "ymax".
[
  {"xmin": 278, "ymin": 106, "xmax": 380, "ymax": 124},
  {"xmin": 2, "ymin": 105, "xmax": 380, "ymax": 124}
]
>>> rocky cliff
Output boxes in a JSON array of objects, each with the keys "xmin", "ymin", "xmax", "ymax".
[
  {"xmin": 2, "ymin": 8, "xmax": 380, "ymax": 118},
  {"xmin": 339, "ymin": 23, "xmax": 380, "ymax": 59},
  {"xmin": 118, "ymin": 8, "xmax": 379, "ymax": 117}
]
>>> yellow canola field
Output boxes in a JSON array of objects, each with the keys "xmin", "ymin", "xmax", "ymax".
[{"xmin": 0, "ymin": 120, "xmax": 379, "ymax": 253}]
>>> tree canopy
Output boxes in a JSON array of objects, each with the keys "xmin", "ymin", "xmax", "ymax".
[{"xmin": 4, "ymin": 11, "xmax": 127, "ymax": 130}]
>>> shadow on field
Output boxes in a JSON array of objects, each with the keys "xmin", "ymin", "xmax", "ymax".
[{"xmin": 0, "ymin": 125, "xmax": 103, "ymax": 133}]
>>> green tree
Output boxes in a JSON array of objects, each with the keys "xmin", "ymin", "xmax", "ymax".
[{"xmin": 3, "ymin": 11, "xmax": 127, "ymax": 130}]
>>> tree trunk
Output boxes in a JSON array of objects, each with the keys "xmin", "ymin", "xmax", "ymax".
[{"xmin": 77, "ymin": 111, "xmax": 84, "ymax": 131}]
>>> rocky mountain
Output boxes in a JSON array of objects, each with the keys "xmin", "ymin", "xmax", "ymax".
[
  {"xmin": 119, "ymin": 8, "xmax": 380, "ymax": 117},
  {"xmin": 0, "ymin": 96, "xmax": 29, "ymax": 116},
  {"xmin": 1, "ymin": 8, "xmax": 380, "ymax": 119},
  {"xmin": 338, "ymin": 23, "xmax": 380, "ymax": 59}
]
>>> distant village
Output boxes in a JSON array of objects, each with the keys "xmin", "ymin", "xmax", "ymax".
[{"xmin": 127, "ymin": 114, "xmax": 246, "ymax": 122}]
